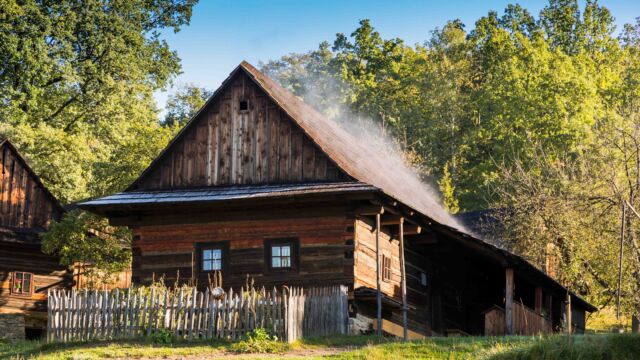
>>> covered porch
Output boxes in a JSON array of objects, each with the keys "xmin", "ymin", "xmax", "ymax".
[{"xmin": 352, "ymin": 198, "xmax": 596, "ymax": 338}]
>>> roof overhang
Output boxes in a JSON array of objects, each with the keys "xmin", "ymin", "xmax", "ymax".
[
  {"xmin": 372, "ymin": 197, "xmax": 598, "ymax": 313},
  {"xmin": 79, "ymin": 181, "xmax": 379, "ymax": 215}
]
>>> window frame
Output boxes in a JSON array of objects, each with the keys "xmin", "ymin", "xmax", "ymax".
[
  {"xmin": 196, "ymin": 241, "xmax": 229, "ymax": 273},
  {"xmin": 264, "ymin": 238, "xmax": 299, "ymax": 272},
  {"xmin": 381, "ymin": 254, "xmax": 392, "ymax": 282},
  {"xmin": 11, "ymin": 271, "xmax": 34, "ymax": 296}
]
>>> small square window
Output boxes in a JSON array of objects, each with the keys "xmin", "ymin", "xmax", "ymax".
[
  {"xmin": 239, "ymin": 99, "xmax": 249, "ymax": 112},
  {"xmin": 265, "ymin": 238, "xmax": 298, "ymax": 272},
  {"xmin": 271, "ymin": 245, "xmax": 292, "ymax": 268},
  {"xmin": 420, "ymin": 272, "xmax": 428, "ymax": 286},
  {"xmin": 201, "ymin": 247, "xmax": 223, "ymax": 271},
  {"xmin": 11, "ymin": 271, "xmax": 33, "ymax": 295}
]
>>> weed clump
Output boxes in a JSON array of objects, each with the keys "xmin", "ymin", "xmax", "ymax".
[{"xmin": 230, "ymin": 328, "xmax": 288, "ymax": 354}]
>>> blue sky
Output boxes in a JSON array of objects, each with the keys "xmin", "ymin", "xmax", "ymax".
[{"xmin": 155, "ymin": 0, "xmax": 640, "ymax": 111}]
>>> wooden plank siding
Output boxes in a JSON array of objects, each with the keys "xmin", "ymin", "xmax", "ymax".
[
  {"xmin": 0, "ymin": 242, "xmax": 72, "ymax": 320},
  {"xmin": 353, "ymin": 218, "xmax": 430, "ymax": 335},
  {"xmin": 0, "ymin": 139, "xmax": 70, "ymax": 330},
  {"xmin": 130, "ymin": 212, "xmax": 355, "ymax": 290},
  {"xmin": 0, "ymin": 142, "xmax": 61, "ymax": 229},
  {"xmin": 353, "ymin": 218, "xmax": 428, "ymax": 305},
  {"xmin": 133, "ymin": 72, "xmax": 348, "ymax": 191}
]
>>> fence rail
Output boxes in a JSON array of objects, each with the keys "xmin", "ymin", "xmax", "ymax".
[{"xmin": 47, "ymin": 285, "xmax": 348, "ymax": 343}]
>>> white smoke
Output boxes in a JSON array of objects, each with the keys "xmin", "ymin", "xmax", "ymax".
[{"xmin": 292, "ymin": 72, "xmax": 467, "ymax": 231}]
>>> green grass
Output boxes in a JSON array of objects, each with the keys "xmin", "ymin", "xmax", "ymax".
[
  {"xmin": 1, "ymin": 334, "xmax": 638, "ymax": 360},
  {"xmin": 317, "ymin": 334, "xmax": 640, "ymax": 360}
]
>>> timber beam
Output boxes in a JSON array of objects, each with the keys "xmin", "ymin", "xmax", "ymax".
[
  {"xmin": 391, "ymin": 224, "xmax": 421, "ymax": 236},
  {"xmin": 380, "ymin": 214, "xmax": 404, "ymax": 225},
  {"xmin": 370, "ymin": 199, "xmax": 427, "ymax": 230},
  {"xmin": 356, "ymin": 205, "xmax": 385, "ymax": 216}
]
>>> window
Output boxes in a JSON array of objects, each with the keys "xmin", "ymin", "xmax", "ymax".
[
  {"xmin": 381, "ymin": 255, "xmax": 392, "ymax": 282},
  {"xmin": 265, "ymin": 238, "xmax": 299, "ymax": 272},
  {"xmin": 271, "ymin": 245, "xmax": 291, "ymax": 268},
  {"xmin": 12, "ymin": 271, "xmax": 33, "ymax": 295},
  {"xmin": 420, "ymin": 272, "xmax": 428, "ymax": 286},
  {"xmin": 197, "ymin": 242, "xmax": 228, "ymax": 273},
  {"xmin": 239, "ymin": 99, "xmax": 249, "ymax": 112},
  {"xmin": 202, "ymin": 248, "xmax": 223, "ymax": 271}
]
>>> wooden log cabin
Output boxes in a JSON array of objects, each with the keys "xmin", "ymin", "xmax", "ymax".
[
  {"xmin": 80, "ymin": 61, "xmax": 596, "ymax": 337},
  {"xmin": 0, "ymin": 138, "xmax": 72, "ymax": 339}
]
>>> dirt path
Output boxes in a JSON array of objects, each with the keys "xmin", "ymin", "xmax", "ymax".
[{"xmin": 112, "ymin": 346, "xmax": 352, "ymax": 359}]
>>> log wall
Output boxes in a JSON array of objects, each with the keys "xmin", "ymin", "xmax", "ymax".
[
  {"xmin": 131, "ymin": 211, "xmax": 355, "ymax": 290},
  {"xmin": 353, "ymin": 218, "xmax": 428, "ymax": 304},
  {"xmin": 352, "ymin": 217, "xmax": 430, "ymax": 335},
  {"xmin": 135, "ymin": 72, "xmax": 347, "ymax": 190},
  {"xmin": 0, "ymin": 241, "xmax": 72, "ymax": 326},
  {"xmin": 0, "ymin": 140, "xmax": 69, "ymax": 330}
]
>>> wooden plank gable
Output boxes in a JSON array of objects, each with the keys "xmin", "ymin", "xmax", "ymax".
[
  {"xmin": 0, "ymin": 140, "xmax": 62, "ymax": 230},
  {"xmin": 133, "ymin": 71, "xmax": 349, "ymax": 190}
]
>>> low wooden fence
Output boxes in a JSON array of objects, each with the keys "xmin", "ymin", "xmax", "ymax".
[
  {"xmin": 484, "ymin": 302, "xmax": 553, "ymax": 336},
  {"xmin": 513, "ymin": 301, "xmax": 553, "ymax": 335},
  {"xmin": 47, "ymin": 285, "xmax": 348, "ymax": 343}
]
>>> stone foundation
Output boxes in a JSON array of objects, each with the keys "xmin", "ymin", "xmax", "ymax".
[
  {"xmin": 0, "ymin": 314, "xmax": 25, "ymax": 340},
  {"xmin": 349, "ymin": 313, "xmax": 374, "ymax": 335}
]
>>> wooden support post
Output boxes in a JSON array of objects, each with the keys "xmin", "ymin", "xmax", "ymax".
[
  {"xmin": 534, "ymin": 287, "xmax": 543, "ymax": 315},
  {"xmin": 191, "ymin": 251, "xmax": 195, "ymax": 285},
  {"xmin": 566, "ymin": 292, "xmax": 572, "ymax": 334},
  {"xmin": 505, "ymin": 268, "xmax": 514, "ymax": 335},
  {"xmin": 376, "ymin": 213, "xmax": 382, "ymax": 336},
  {"xmin": 545, "ymin": 294, "xmax": 552, "ymax": 320},
  {"xmin": 399, "ymin": 217, "xmax": 408, "ymax": 341}
]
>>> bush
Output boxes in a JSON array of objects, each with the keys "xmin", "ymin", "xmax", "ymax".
[
  {"xmin": 150, "ymin": 329, "xmax": 174, "ymax": 345},
  {"xmin": 230, "ymin": 328, "xmax": 288, "ymax": 354}
]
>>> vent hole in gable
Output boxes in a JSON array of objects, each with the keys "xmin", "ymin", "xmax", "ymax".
[{"xmin": 239, "ymin": 99, "xmax": 249, "ymax": 112}]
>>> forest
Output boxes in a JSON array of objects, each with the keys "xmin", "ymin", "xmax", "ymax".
[{"xmin": 1, "ymin": 0, "xmax": 639, "ymax": 328}]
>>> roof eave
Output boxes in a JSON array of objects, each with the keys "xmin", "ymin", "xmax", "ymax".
[{"xmin": 374, "ymin": 193, "xmax": 597, "ymax": 312}]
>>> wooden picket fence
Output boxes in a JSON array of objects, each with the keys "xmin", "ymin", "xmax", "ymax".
[{"xmin": 47, "ymin": 285, "xmax": 348, "ymax": 343}]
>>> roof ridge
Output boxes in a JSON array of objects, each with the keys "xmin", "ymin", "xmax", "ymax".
[
  {"xmin": 239, "ymin": 61, "xmax": 460, "ymax": 229},
  {"xmin": 126, "ymin": 60, "xmax": 460, "ymax": 229}
]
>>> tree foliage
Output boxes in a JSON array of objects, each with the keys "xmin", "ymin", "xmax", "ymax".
[
  {"xmin": 41, "ymin": 209, "xmax": 132, "ymax": 282},
  {"xmin": 0, "ymin": 0, "xmax": 195, "ymax": 277},
  {"xmin": 260, "ymin": 2, "xmax": 640, "ymax": 323},
  {"xmin": 163, "ymin": 84, "xmax": 213, "ymax": 127},
  {"xmin": 0, "ymin": 0, "xmax": 195, "ymax": 202}
]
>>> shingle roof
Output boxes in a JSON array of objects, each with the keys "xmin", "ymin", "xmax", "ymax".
[
  {"xmin": 237, "ymin": 61, "xmax": 461, "ymax": 229},
  {"xmin": 80, "ymin": 182, "xmax": 378, "ymax": 207}
]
